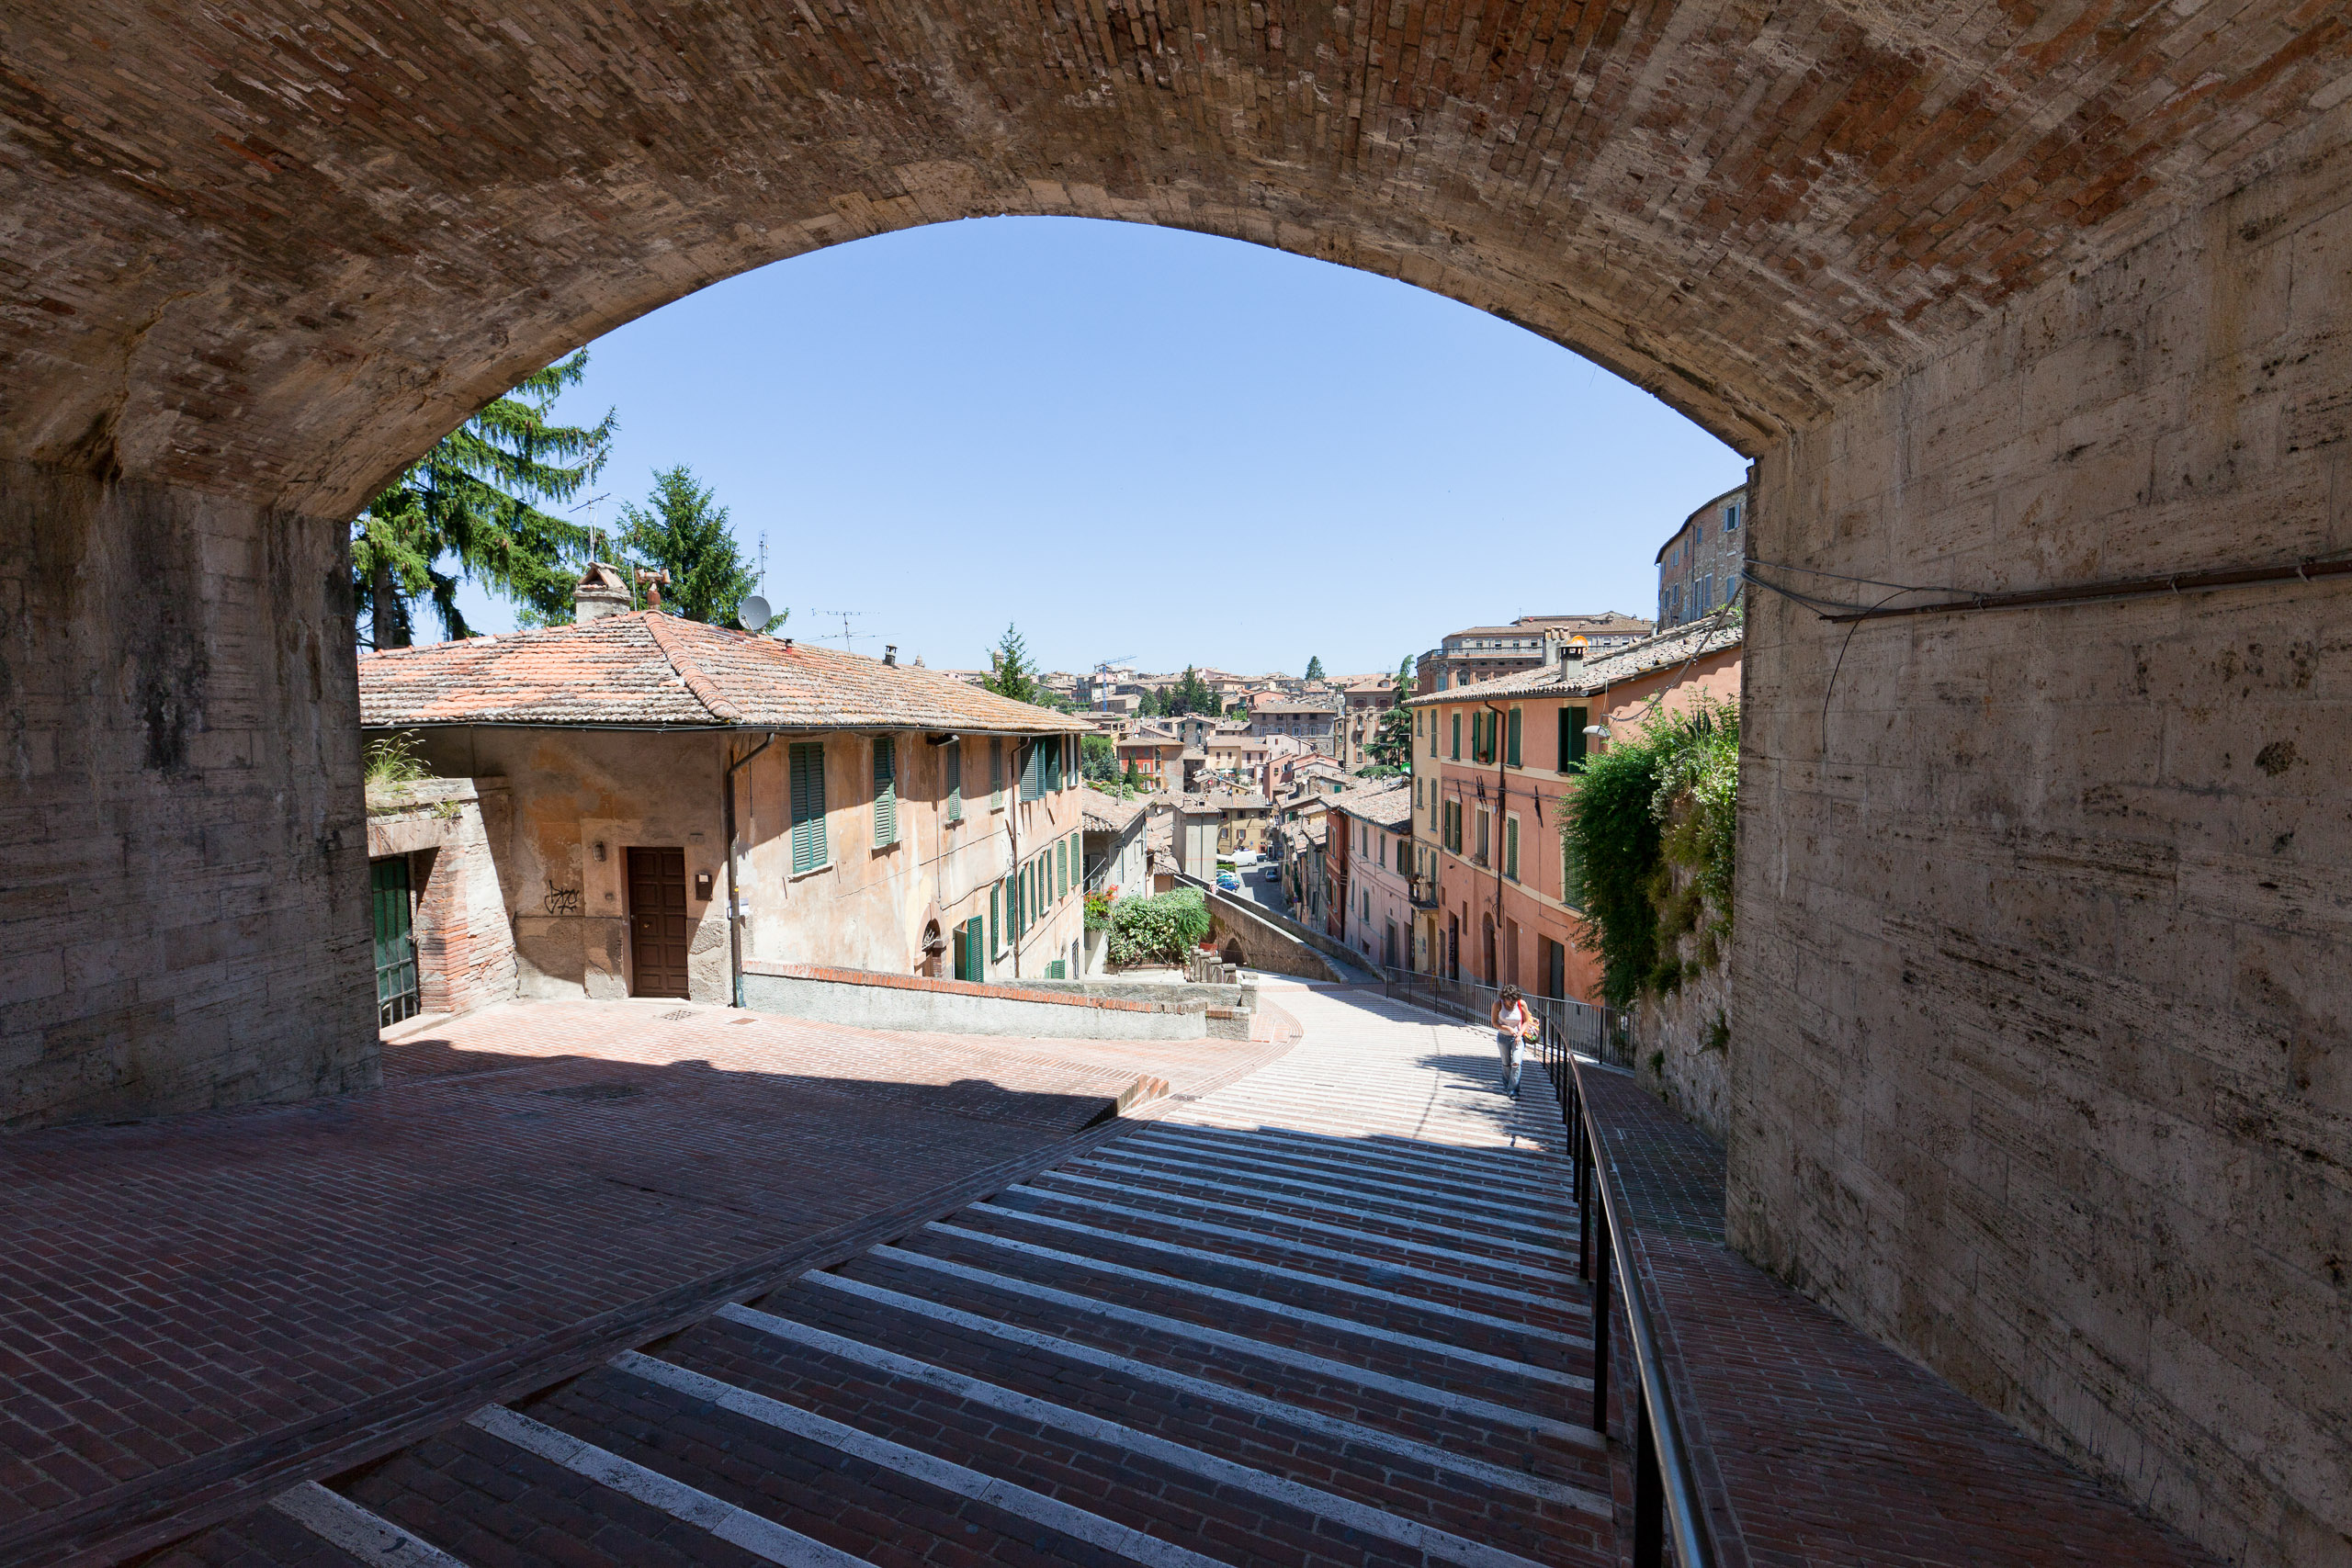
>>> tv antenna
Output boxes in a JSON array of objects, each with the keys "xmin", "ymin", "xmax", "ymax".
[
  {"xmin": 569, "ymin": 492, "xmax": 612, "ymax": 561},
  {"xmin": 808, "ymin": 608, "xmax": 869, "ymax": 652}
]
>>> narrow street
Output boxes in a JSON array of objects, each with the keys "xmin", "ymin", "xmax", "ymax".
[{"xmin": 164, "ymin": 986, "xmax": 1611, "ymax": 1568}]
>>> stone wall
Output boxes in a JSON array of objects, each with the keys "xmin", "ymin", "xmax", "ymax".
[
  {"xmin": 365, "ymin": 778, "xmax": 518, "ymax": 1019},
  {"xmin": 1734, "ymin": 135, "xmax": 2352, "ymax": 1565},
  {"xmin": 740, "ymin": 963, "xmax": 1206, "ymax": 1043},
  {"xmin": 1631, "ymin": 848, "xmax": 1734, "ymax": 1145},
  {"xmin": 0, "ymin": 461, "xmax": 379, "ymax": 1131}
]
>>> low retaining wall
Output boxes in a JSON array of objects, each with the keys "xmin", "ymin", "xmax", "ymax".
[
  {"xmin": 1176, "ymin": 874, "xmax": 1363, "ymax": 983},
  {"xmin": 740, "ymin": 964, "xmax": 1207, "ymax": 1042},
  {"xmin": 1012, "ymin": 979, "xmax": 1256, "ymax": 1012}
]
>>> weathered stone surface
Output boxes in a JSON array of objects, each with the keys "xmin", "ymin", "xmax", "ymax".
[
  {"xmin": 1736, "ymin": 130, "xmax": 2352, "ymax": 1568},
  {"xmin": 0, "ymin": 460, "xmax": 379, "ymax": 1129}
]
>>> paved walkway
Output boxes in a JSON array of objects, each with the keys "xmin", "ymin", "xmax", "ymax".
[
  {"xmin": 0, "ymin": 999, "xmax": 1294, "ymax": 1568},
  {"xmin": 155, "ymin": 985, "xmax": 1614, "ymax": 1568}
]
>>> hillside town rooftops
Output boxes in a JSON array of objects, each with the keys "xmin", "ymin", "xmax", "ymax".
[
  {"xmin": 1407, "ymin": 615, "xmax": 1745, "ymax": 707},
  {"xmin": 1332, "ymin": 781, "xmax": 1415, "ymax": 829},
  {"xmin": 1078, "ymin": 787, "xmax": 1148, "ymax": 833},
  {"xmin": 359, "ymin": 611, "xmax": 1090, "ymax": 733}
]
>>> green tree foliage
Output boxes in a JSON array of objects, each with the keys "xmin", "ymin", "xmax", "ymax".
[
  {"xmin": 614, "ymin": 465, "xmax": 768, "ymax": 627},
  {"xmin": 1367, "ymin": 705, "xmax": 1415, "ymax": 770},
  {"xmin": 1394, "ymin": 654, "xmax": 1416, "ymax": 695},
  {"xmin": 1135, "ymin": 688, "xmax": 1163, "ymax": 717},
  {"xmin": 1163, "ymin": 666, "xmax": 1216, "ymax": 716},
  {"xmin": 1106, "ymin": 887, "xmax": 1213, "ymax": 966},
  {"xmin": 985, "ymin": 625, "xmax": 1039, "ymax": 704},
  {"xmin": 1559, "ymin": 699, "xmax": 1739, "ymax": 1008},
  {"xmin": 1304, "ymin": 656, "xmax": 1325, "ymax": 680},
  {"xmin": 354, "ymin": 351, "xmax": 616, "ymax": 647},
  {"xmin": 1081, "ymin": 734, "xmax": 1118, "ymax": 782},
  {"xmin": 1122, "ymin": 761, "xmax": 1144, "ymax": 790}
]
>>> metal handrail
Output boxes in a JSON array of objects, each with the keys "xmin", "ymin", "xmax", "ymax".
[{"xmin": 1565, "ymin": 1051, "xmax": 1717, "ymax": 1568}]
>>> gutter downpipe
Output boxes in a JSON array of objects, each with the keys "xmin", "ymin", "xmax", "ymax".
[{"xmin": 723, "ymin": 732, "xmax": 774, "ymax": 1009}]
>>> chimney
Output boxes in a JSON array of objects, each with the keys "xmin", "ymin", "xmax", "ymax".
[
  {"xmin": 573, "ymin": 562, "xmax": 631, "ymax": 623},
  {"xmin": 883, "ymin": 645, "xmax": 899, "ymax": 666}
]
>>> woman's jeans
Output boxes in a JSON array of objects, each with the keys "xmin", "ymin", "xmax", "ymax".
[{"xmin": 1496, "ymin": 1030, "xmax": 1523, "ymax": 1092}]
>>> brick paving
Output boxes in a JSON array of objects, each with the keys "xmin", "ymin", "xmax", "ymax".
[
  {"xmin": 0, "ymin": 998, "xmax": 1294, "ymax": 1568},
  {"xmin": 1569, "ymin": 1059, "xmax": 2222, "ymax": 1568},
  {"xmin": 153, "ymin": 984, "xmax": 1614, "ymax": 1568}
]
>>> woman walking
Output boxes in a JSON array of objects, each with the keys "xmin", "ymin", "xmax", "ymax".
[{"xmin": 1490, "ymin": 984, "xmax": 1534, "ymax": 1098}]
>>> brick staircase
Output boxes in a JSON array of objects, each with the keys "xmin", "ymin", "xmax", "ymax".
[{"xmin": 156, "ymin": 996, "xmax": 1607, "ymax": 1568}]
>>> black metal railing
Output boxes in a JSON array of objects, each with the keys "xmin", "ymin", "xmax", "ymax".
[
  {"xmin": 1560, "ymin": 1050, "xmax": 1717, "ymax": 1568},
  {"xmin": 1374, "ymin": 966, "xmax": 1619, "ymax": 1064}
]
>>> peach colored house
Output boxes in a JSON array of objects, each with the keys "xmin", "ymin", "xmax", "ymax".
[{"xmin": 1406, "ymin": 620, "xmax": 1741, "ymax": 999}]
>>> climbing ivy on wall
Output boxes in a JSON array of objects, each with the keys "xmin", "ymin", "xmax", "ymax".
[{"xmin": 1560, "ymin": 699, "xmax": 1739, "ymax": 1009}]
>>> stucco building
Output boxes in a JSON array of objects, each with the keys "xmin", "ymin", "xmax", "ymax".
[
  {"xmin": 1407, "ymin": 619, "xmax": 1742, "ymax": 998},
  {"xmin": 358, "ymin": 607, "xmax": 1093, "ymax": 1010},
  {"xmin": 1329, "ymin": 783, "xmax": 1416, "ymax": 969},
  {"xmin": 1413, "ymin": 613, "xmax": 1653, "ymax": 694}
]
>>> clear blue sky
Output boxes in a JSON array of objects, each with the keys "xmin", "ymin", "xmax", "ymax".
[{"xmin": 445, "ymin": 217, "xmax": 1747, "ymax": 678}]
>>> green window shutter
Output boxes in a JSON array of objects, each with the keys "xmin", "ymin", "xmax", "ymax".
[
  {"xmin": 789, "ymin": 741, "xmax": 828, "ymax": 874},
  {"xmin": 1056, "ymin": 840, "xmax": 1068, "ymax": 898},
  {"xmin": 1043, "ymin": 738, "xmax": 1060, "ymax": 794},
  {"xmin": 1505, "ymin": 816, "xmax": 1519, "ymax": 881},
  {"xmin": 1046, "ymin": 959, "xmax": 1066, "ymax": 979},
  {"xmin": 1567, "ymin": 706, "xmax": 1589, "ymax": 766},
  {"xmin": 1507, "ymin": 709, "xmax": 1521, "ymax": 767},
  {"xmin": 946, "ymin": 741, "xmax": 963, "ymax": 821},
  {"xmin": 990, "ymin": 882, "xmax": 1001, "ymax": 953},
  {"xmin": 1451, "ymin": 713, "xmax": 1461, "ymax": 760},
  {"xmin": 990, "ymin": 738, "xmax": 1004, "ymax": 805},
  {"xmin": 1020, "ymin": 741, "xmax": 1041, "ymax": 802},
  {"xmin": 873, "ymin": 737, "xmax": 898, "ymax": 847}
]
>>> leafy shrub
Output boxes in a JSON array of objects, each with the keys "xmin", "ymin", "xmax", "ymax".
[
  {"xmin": 1106, "ymin": 888, "xmax": 1212, "ymax": 966},
  {"xmin": 1083, "ymin": 892, "xmax": 1113, "ymax": 932},
  {"xmin": 1559, "ymin": 698, "xmax": 1738, "ymax": 1008}
]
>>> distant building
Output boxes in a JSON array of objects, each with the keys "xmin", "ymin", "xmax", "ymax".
[
  {"xmin": 1329, "ymin": 782, "xmax": 1416, "ymax": 968},
  {"xmin": 1414, "ymin": 613, "xmax": 1652, "ymax": 694},
  {"xmin": 1656, "ymin": 485, "xmax": 1747, "ymax": 629},
  {"xmin": 1247, "ymin": 700, "xmax": 1340, "ymax": 752}
]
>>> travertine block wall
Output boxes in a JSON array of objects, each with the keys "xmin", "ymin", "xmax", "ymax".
[
  {"xmin": 0, "ymin": 461, "xmax": 380, "ymax": 1130},
  {"xmin": 1734, "ymin": 140, "xmax": 2352, "ymax": 1564}
]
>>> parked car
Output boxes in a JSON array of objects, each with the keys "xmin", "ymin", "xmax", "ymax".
[
  {"xmin": 1216, "ymin": 872, "xmax": 1240, "ymax": 891},
  {"xmin": 1262, "ymin": 863, "xmax": 1282, "ymax": 879}
]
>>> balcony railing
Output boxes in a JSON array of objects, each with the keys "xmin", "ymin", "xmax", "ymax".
[{"xmin": 1408, "ymin": 875, "xmax": 1442, "ymax": 909}]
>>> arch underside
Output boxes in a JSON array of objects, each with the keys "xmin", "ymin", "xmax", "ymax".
[{"xmin": 5, "ymin": 0, "xmax": 2347, "ymax": 513}]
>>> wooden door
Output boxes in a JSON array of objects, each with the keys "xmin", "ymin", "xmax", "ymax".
[{"xmin": 627, "ymin": 847, "xmax": 691, "ymax": 998}]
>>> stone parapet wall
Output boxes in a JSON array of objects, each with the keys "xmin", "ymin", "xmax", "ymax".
[
  {"xmin": 740, "ymin": 963, "xmax": 1207, "ymax": 1043},
  {"xmin": 1734, "ymin": 130, "xmax": 2352, "ymax": 1566}
]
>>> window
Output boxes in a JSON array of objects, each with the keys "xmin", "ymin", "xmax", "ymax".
[
  {"xmin": 1506, "ymin": 708, "xmax": 1521, "ymax": 768},
  {"xmin": 1724, "ymin": 501, "xmax": 1742, "ymax": 531},
  {"xmin": 1043, "ymin": 737, "xmax": 1064, "ymax": 793},
  {"xmin": 872, "ymin": 737, "xmax": 898, "ymax": 848},
  {"xmin": 1451, "ymin": 713, "xmax": 1461, "ymax": 760},
  {"xmin": 990, "ymin": 738, "xmax": 1005, "ymax": 807},
  {"xmin": 1504, "ymin": 814, "xmax": 1519, "ymax": 882},
  {"xmin": 788, "ymin": 741, "xmax": 828, "ymax": 874},
  {"xmin": 990, "ymin": 881, "xmax": 1003, "ymax": 953},
  {"xmin": 1560, "ymin": 708, "xmax": 1587, "ymax": 771},
  {"xmin": 1475, "ymin": 807, "xmax": 1490, "ymax": 867},
  {"xmin": 945, "ymin": 740, "xmax": 963, "ymax": 821},
  {"xmin": 1056, "ymin": 840, "xmax": 1067, "ymax": 898},
  {"xmin": 1020, "ymin": 740, "xmax": 1044, "ymax": 801}
]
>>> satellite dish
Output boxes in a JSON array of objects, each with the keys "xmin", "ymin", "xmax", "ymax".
[{"xmin": 737, "ymin": 595, "xmax": 772, "ymax": 633}]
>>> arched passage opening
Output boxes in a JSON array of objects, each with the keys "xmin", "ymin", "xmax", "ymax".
[{"xmin": 5, "ymin": 4, "xmax": 2350, "ymax": 1560}]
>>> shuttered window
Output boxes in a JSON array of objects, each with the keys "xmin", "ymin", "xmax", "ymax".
[
  {"xmin": 1451, "ymin": 713, "xmax": 1461, "ymax": 760},
  {"xmin": 990, "ymin": 882, "xmax": 1002, "ymax": 953},
  {"xmin": 1056, "ymin": 840, "xmax": 1067, "ymax": 898},
  {"xmin": 1507, "ymin": 709, "xmax": 1521, "ymax": 768},
  {"xmin": 945, "ymin": 741, "xmax": 963, "ymax": 821},
  {"xmin": 1020, "ymin": 741, "xmax": 1043, "ymax": 802},
  {"xmin": 1428, "ymin": 714, "xmax": 1438, "ymax": 757},
  {"xmin": 788, "ymin": 742, "xmax": 828, "ymax": 874},
  {"xmin": 872, "ymin": 737, "xmax": 898, "ymax": 847},
  {"xmin": 1504, "ymin": 815, "xmax": 1520, "ymax": 881},
  {"xmin": 990, "ymin": 739, "xmax": 1004, "ymax": 807},
  {"xmin": 1560, "ymin": 706, "xmax": 1589, "ymax": 771}
]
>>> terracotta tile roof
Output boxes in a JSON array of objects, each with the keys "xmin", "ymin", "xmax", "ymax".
[
  {"xmin": 1332, "ymin": 780, "xmax": 1415, "ymax": 829},
  {"xmin": 1408, "ymin": 617, "xmax": 1744, "ymax": 706},
  {"xmin": 1078, "ymin": 787, "xmax": 1147, "ymax": 833},
  {"xmin": 359, "ymin": 612, "xmax": 1090, "ymax": 734}
]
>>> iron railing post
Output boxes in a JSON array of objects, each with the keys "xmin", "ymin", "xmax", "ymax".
[
  {"xmin": 1634, "ymin": 1384, "xmax": 1665, "ymax": 1566},
  {"xmin": 1589, "ymin": 1180, "xmax": 1612, "ymax": 1434}
]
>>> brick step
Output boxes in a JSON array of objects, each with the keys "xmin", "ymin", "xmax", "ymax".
[
  {"xmin": 929, "ymin": 1204, "xmax": 1590, "ymax": 1374},
  {"xmin": 972, "ymin": 1187, "xmax": 1591, "ymax": 1331},
  {"xmin": 702, "ymin": 1275, "xmax": 1615, "ymax": 1565},
  {"xmin": 1032, "ymin": 1161, "xmax": 1579, "ymax": 1280},
  {"xmin": 1112, "ymin": 1122, "xmax": 1568, "ymax": 1208},
  {"xmin": 146, "ymin": 1488, "xmax": 410, "ymax": 1568},
  {"xmin": 902, "ymin": 1220, "xmax": 1595, "ymax": 1403},
  {"xmin": 821, "ymin": 1247, "xmax": 1606, "ymax": 1475},
  {"xmin": 657, "ymin": 1305, "xmax": 1616, "ymax": 1568}
]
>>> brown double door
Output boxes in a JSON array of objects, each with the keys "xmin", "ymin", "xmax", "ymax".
[{"xmin": 627, "ymin": 847, "xmax": 691, "ymax": 998}]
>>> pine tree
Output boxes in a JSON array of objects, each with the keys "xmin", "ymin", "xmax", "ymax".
[
  {"xmin": 614, "ymin": 465, "xmax": 768, "ymax": 627},
  {"xmin": 1305, "ymin": 655, "xmax": 1326, "ymax": 680},
  {"xmin": 986, "ymin": 625, "xmax": 1039, "ymax": 704},
  {"xmin": 353, "ymin": 350, "xmax": 616, "ymax": 646},
  {"xmin": 1394, "ymin": 654, "xmax": 1416, "ymax": 699}
]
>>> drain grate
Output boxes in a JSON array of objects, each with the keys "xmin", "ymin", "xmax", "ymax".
[{"xmin": 661, "ymin": 1009, "xmax": 695, "ymax": 1021}]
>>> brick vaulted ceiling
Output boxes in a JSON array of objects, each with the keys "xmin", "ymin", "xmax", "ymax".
[{"xmin": 4, "ymin": 0, "xmax": 2347, "ymax": 516}]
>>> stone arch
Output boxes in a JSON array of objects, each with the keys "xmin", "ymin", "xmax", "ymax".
[{"xmin": 4, "ymin": 8, "xmax": 2350, "ymax": 1561}]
